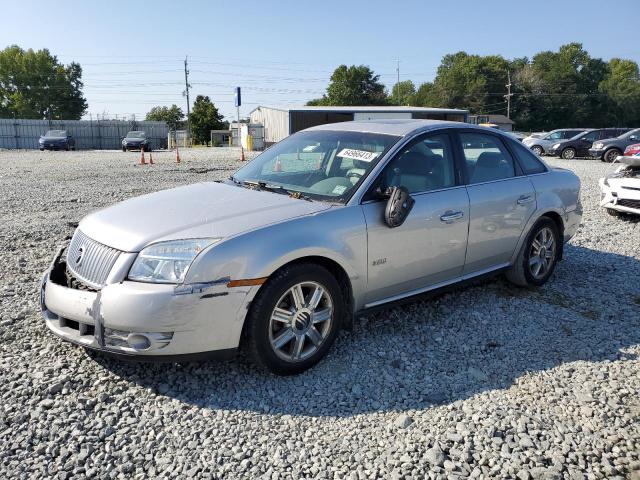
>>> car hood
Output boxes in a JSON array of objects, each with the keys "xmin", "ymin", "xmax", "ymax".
[
  {"xmin": 79, "ymin": 182, "xmax": 333, "ymax": 252},
  {"xmin": 124, "ymin": 138, "xmax": 144, "ymax": 142}
]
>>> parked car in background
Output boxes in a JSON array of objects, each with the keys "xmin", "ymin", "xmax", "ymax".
[
  {"xmin": 523, "ymin": 129, "xmax": 586, "ymax": 155},
  {"xmin": 39, "ymin": 130, "xmax": 76, "ymax": 151},
  {"xmin": 122, "ymin": 131, "xmax": 151, "ymax": 152},
  {"xmin": 40, "ymin": 120, "xmax": 582, "ymax": 374},
  {"xmin": 547, "ymin": 128, "xmax": 631, "ymax": 159},
  {"xmin": 599, "ymin": 154, "xmax": 640, "ymax": 216},
  {"xmin": 589, "ymin": 128, "xmax": 640, "ymax": 162},
  {"xmin": 624, "ymin": 143, "xmax": 640, "ymax": 156}
]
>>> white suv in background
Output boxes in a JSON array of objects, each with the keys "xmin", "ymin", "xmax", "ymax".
[{"xmin": 523, "ymin": 129, "xmax": 587, "ymax": 156}]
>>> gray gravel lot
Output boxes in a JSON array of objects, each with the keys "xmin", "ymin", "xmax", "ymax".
[{"xmin": 0, "ymin": 148, "xmax": 639, "ymax": 479}]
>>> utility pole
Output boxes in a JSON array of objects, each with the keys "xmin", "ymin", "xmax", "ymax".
[
  {"xmin": 504, "ymin": 70, "xmax": 513, "ymax": 119},
  {"xmin": 184, "ymin": 56, "xmax": 191, "ymax": 142},
  {"xmin": 396, "ymin": 60, "xmax": 400, "ymax": 105}
]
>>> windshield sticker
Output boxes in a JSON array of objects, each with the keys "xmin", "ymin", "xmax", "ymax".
[
  {"xmin": 337, "ymin": 148, "xmax": 379, "ymax": 162},
  {"xmin": 332, "ymin": 185, "xmax": 347, "ymax": 195}
]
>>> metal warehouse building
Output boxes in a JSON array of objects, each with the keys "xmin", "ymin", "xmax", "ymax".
[{"xmin": 249, "ymin": 106, "xmax": 469, "ymax": 145}]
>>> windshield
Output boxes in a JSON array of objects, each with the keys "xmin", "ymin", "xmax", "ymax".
[
  {"xmin": 619, "ymin": 128, "xmax": 640, "ymax": 139},
  {"xmin": 44, "ymin": 130, "xmax": 66, "ymax": 138},
  {"xmin": 126, "ymin": 131, "xmax": 145, "ymax": 138},
  {"xmin": 232, "ymin": 130, "xmax": 401, "ymax": 202}
]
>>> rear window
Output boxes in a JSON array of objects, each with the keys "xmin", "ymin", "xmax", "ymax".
[{"xmin": 511, "ymin": 141, "xmax": 547, "ymax": 175}]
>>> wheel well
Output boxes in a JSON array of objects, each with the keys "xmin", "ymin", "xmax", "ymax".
[
  {"xmin": 540, "ymin": 211, "xmax": 565, "ymax": 260},
  {"xmin": 259, "ymin": 256, "xmax": 354, "ymax": 329}
]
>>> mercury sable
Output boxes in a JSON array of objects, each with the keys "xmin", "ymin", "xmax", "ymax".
[{"xmin": 41, "ymin": 120, "xmax": 582, "ymax": 374}]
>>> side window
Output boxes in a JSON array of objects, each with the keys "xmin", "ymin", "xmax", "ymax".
[
  {"xmin": 582, "ymin": 131, "xmax": 598, "ymax": 142},
  {"xmin": 511, "ymin": 141, "xmax": 547, "ymax": 175},
  {"xmin": 547, "ymin": 132, "xmax": 562, "ymax": 140},
  {"xmin": 376, "ymin": 133, "xmax": 456, "ymax": 194},
  {"xmin": 460, "ymin": 133, "xmax": 516, "ymax": 184},
  {"xmin": 562, "ymin": 131, "xmax": 577, "ymax": 139}
]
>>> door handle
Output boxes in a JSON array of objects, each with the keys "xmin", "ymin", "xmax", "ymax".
[
  {"xmin": 517, "ymin": 195, "xmax": 534, "ymax": 205},
  {"xmin": 440, "ymin": 210, "xmax": 464, "ymax": 223}
]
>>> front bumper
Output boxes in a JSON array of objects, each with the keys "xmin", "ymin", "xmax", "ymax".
[
  {"xmin": 40, "ymin": 249, "xmax": 254, "ymax": 360},
  {"xmin": 599, "ymin": 178, "xmax": 640, "ymax": 215},
  {"xmin": 40, "ymin": 143, "xmax": 68, "ymax": 150},
  {"xmin": 589, "ymin": 148, "xmax": 605, "ymax": 159},
  {"xmin": 547, "ymin": 147, "xmax": 560, "ymax": 156}
]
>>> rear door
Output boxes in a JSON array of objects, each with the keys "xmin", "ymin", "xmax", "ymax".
[{"xmin": 456, "ymin": 131, "xmax": 537, "ymax": 274}]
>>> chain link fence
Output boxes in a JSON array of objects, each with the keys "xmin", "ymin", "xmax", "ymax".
[{"xmin": 0, "ymin": 119, "xmax": 169, "ymax": 150}]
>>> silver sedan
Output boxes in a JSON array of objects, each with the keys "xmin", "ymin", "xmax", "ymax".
[{"xmin": 40, "ymin": 120, "xmax": 582, "ymax": 374}]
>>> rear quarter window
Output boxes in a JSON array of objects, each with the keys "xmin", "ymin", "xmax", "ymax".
[{"xmin": 511, "ymin": 141, "xmax": 548, "ymax": 175}]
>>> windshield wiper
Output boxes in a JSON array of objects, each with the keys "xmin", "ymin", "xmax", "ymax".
[{"xmin": 239, "ymin": 180, "xmax": 314, "ymax": 201}]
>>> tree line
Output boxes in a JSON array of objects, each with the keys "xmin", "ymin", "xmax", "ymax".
[
  {"xmin": 2, "ymin": 43, "xmax": 638, "ymax": 135},
  {"xmin": 308, "ymin": 43, "xmax": 640, "ymax": 131}
]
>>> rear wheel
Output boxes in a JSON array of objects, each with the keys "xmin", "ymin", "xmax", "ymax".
[
  {"xmin": 561, "ymin": 147, "xmax": 576, "ymax": 160},
  {"xmin": 244, "ymin": 263, "xmax": 344, "ymax": 375},
  {"xmin": 604, "ymin": 148, "xmax": 621, "ymax": 163},
  {"xmin": 506, "ymin": 217, "xmax": 560, "ymax": 287},
  {"xmin": 531, "ymin": 145, "xmax": 543, "ymax": 156}
]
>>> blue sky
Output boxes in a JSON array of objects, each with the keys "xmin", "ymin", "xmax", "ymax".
[{"xmin": 1, "ymin": 0, "xmax": 638, "ymax": 121}]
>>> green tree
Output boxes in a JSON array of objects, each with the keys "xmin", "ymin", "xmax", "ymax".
[
  {"xmin": 0, "ymin": 45, "xmax": 87, "ymax": 119},
  {"xmin": 189, "ymin": 95, "xmax": 225, "ymax": 144},
  {"xmin": 390, "ymin": 80, "xmax": 416, "ymax": 105},
  {"xmin": 599, "ymin": 58, "xmax": 640, "ymax": 126},
  {"xmin": 307, "ymin": 65, "xmax": 388, "ymax": 106},
  {"xmin": 145, "ymin": 104, "xmax": 185, "ymax": 131}
]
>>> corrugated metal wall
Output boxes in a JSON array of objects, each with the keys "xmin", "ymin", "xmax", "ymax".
[
  {"xmin": 0, "ymin": 119, "xmax": 169, "ymax": 150},
  {"xmin": 249, "ymin": 107, "xmax": 289, "ymax": 145}
]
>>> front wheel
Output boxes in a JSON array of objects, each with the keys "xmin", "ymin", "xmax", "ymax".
[
  {"xmin": 244, "ymin": 263, "xmax": 344, "ymax": 375},
  {"xmin": 506, "ymin": 218, "xmax": 560, "ymax": 287},
  {"xmin": 604, "ymin": 148, "xmax": 621, "ymax": 163},
  {"xmin": 531, "ymin": 145, "xmax": 543, "ymax": 156},
  {"xmin": 561, "ymin": 147, "xmax": 576, "ymax": 160}
]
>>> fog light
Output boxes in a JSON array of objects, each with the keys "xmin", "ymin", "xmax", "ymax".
[
  {"xmin": 127, "ymin": 334, "xmax": 151, "ymax": 350},
  {"xmin": 104, "ymin": 328, "xmax": 173, "ymax": 351}
]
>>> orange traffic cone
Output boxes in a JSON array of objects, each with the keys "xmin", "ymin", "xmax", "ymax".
[
  {"xmin": 240, "ymin": 147, "xmax": 246, "ymax": 162},
  {"xmin": 149, "ymin": 152, "xmax": 154, "ymax": 165},
  {"xmin": 273, "ymin": 158, "xmax": 282, "ymax": 172},
  {"xmin": 176, "ymin": 145, "xmax": 181, "ymax": 164},
  {"xmin": 139, "ymin": 148, "xmax": 146, "ymax": 165}
]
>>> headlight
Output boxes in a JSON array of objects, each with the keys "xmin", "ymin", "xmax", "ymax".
[
  {"xmin": 128, "ymin": 238, "xmax": 220, "ymax": 284},
  {"xmin": 593, "ymin": 143, "xmax": 604, "ymax": 149},
  {"xmin": 552, "ymin": 143, "xmax": 561, "ymax": 149}
]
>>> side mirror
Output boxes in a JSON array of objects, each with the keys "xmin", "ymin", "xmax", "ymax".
[{"xmin": 384, "ymin": 186, "xmax": 415, "ymax": 228}]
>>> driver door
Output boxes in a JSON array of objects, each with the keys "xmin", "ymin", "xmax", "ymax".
[{"xmin": 360, "ymin": 131, "xmax": 470, "ymax": 305}]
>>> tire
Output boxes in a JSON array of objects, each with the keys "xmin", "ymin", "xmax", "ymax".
[
  {"xmin": 531, "ymin": 145, "xmax": 543, "ymax": 156},
  {"xmin": 606, "ymin": 208, "xmax": 621, "ymax": 217},
  {"xmin": 561, "ymin": 147, "xmax": 576, "ymax": 160},
  {"xmin": 603, "ymin": 148, "xmax": 621, "ymax": 163},
  {"xmin": 506, "ymin": 217, "xmax": 560, "ymax": 287},
  {"xmin": 244, "ymin": 263, "xmax": 344, "ymax": 375},
  {"xmin": 65, "ymin": 145, "xmax": 70, "ymax": 152},
  {"xmin": 122, "ymin": 147, "xmax": 126, "ymax": 152}
]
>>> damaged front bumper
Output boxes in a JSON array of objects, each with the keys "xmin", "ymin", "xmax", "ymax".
[
  {"xmin": 599, "ymin": 177, "xmax": 640, "ymax": 215},
  {"xmin": 40, "ymin": 247, "xmax": 255, "ymax": 361}
]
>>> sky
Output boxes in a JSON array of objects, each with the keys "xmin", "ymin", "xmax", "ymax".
[{"xmin": 1, "ymin": 0, "xmax": 639, "ymax": 122}]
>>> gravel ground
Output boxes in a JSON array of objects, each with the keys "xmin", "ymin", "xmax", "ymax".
[{"xmin": 0, "ymin": 148, "xmax": 639, "ymax": 479}]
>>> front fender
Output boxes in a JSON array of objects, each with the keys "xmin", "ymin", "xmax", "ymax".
[{"xmin": 184, "ymin": 205, "xmax": 369, "ymax": 310}]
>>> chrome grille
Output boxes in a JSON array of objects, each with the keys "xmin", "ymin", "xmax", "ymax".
[{"xmin": 66, "ymin": 229, "xmax": 121, "ymax": 289}]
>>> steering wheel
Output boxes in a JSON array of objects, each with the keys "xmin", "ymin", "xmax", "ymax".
[{"xmin": 346, "ymin": 169, "xmax": 364, "ymax": 181}]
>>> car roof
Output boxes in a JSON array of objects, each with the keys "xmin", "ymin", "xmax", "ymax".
[{"xmin": 305, "ymin": 119, "xmax": 490, "ymax": 137}]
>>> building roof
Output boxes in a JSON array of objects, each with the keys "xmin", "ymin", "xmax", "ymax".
[
  {"xmin": 250, "ymin": 105, "xmax": 468, "ymax": 115},
  {"xmin": 306, "ymin": 119, "xmax": 474, "ymax": 136},
  {"xmin": 483, "ymin": 114, "xmax": 515, "ymax": 125}
]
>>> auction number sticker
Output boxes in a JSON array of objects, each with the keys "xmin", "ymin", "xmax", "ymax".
[{"xmin": 337, "ymin": 148, "xmax": 379, "ymax": 162}]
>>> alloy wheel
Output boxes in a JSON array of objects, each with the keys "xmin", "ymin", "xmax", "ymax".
[
  {"xmin": 268, "ymin": 281, "xmax": 333, "ymax": 362},
  {"xmin": 532, "ymin": 146, "xmax": 543, "ymax": 155},
  {"xmin": 528, "ymin": 227, "xmax": 556, "ymax": 280}
]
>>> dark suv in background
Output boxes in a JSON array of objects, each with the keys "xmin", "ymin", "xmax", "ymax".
[
  {"xmin": 547, "ymin": 128, "xmax": 632, "ymax": 159},
  {"xmin": 589, "ymin": 128, "xmax": 640, "ymax": 162}
]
